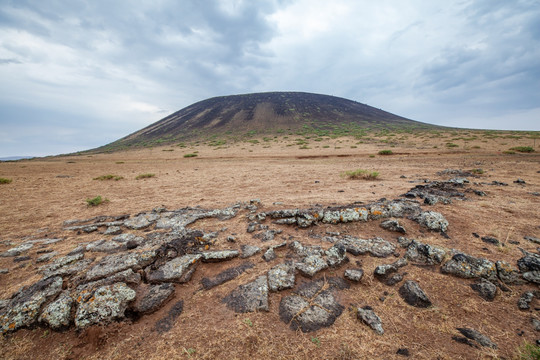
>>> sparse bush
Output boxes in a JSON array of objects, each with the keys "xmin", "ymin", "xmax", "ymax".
[
  {"xmin": 503, "ymin": 150, "xmax": 515, "ymax": 155},
  {"xmin": 86, "ymin": 196, "xmax": 107, "ymax": 206},
  {"xmin": 342, "ymin": 169, "xmax": 379, "ymax": 180},
  {"xmin": 470, "ymin": 168, "xmax": 484, "ymax": 175},
  {"xmin": 183, "ymin": 153, "xmax": 198, "ymax": 158},
  {"xmin": 446, "ymin": 143, "xmax": 459, "ymax": 148},
  {"xmin": 517, "ymin": 341, "xmax": 540, "ymax": 360},
  {"xmin": 378, "ymin": 149, "xmax": 393, "ymax": 155},
  {"xmin": 115, "ymin": 161, "xmax": 125, "ymax": 164},
  {"xmin": 0, "ymin": 177, "xmax": 12, "ymax": 184},
  {"xmin": 322, "ymin": 145, "xmax": 330, "ymax": 148},
  {"xmin": 509, "ymin": 146, "xmax": 534, "ymax": 153},
  {"xmin": 93, "ymin": 174, "xmax": 123, "ymax": 181},
  {"xmin": 135, "ymin": 173, "xmax": 155, "ymax": 180}
]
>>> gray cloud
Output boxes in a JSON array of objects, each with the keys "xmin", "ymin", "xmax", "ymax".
[{"xmin": 0, "ymin": 0, "xmax": 539, "ymax": 157}]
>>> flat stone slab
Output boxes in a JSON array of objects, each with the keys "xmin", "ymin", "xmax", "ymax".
[
  {"xmin": 441, "ymin": 253, "xmax": 497, "ymax": 280},
  {"xmin": 240, "ymin": 245, "xmax": 261, "ymax": 258},
  {"xmin": 453, "ymin": 327, "xmax": 497, "ymax": 349},
  {"xmin": 268, "ymin": 262, "xmax": 296, "ymax": 292},
  {"xmin": 74, "ymin": 282, "xmax": 136, "ymax": 329},
  {"xmin": 201, "ymin": 250, "xmax": 239, "ymax": 262},
  {"xmin": 336, "ymin": 236, "xmax": 395, "ymax": 258},
  {"xmin": 146, "ymin": 254, "xmax": 202, "ymax": 283},
  {"xmin": 296, "ymin": 254, "xmax": 328, "ymax": 277},
  {"xmin": 124, "ymin": 213, "xmax": 160, "ymax": 230},
  {"xmin": 86, "ymin": 250, "xmax": 156, "ymax": 281},
  {"xmin": 0, "ymin": 276, "xmax": 63, "ymax": 334},
  {"xmin": 200, "ymin": 262, "xmax": 254, "ymax": 290},
  {"xmin": 222, "ymin": 275, "xmax": 269, "ymax": 313},
  {"xmin": 133, "ymin": 283, "xmax": 175, "ymax": 314},
  {"xmin": 0, "ymin": 243, "xmax": 34, "ymax": 257},
  {"xmin": 279, "ymin": 278, "xmax": 348, "ymax": 332}
]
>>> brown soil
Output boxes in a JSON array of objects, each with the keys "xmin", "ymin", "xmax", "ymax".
[{"xmin": 0, "ymin": 131, "xmax": 539, "ymax": 359}]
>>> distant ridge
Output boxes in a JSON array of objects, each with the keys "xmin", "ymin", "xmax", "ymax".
[{"xmin": 100, "ymin": 91, "xmax": 438, "ymax": 151}]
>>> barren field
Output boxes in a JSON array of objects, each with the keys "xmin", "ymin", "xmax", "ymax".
[{"xmin": 0, "ymin": 130, "xmax": 539, "ymax": 359}]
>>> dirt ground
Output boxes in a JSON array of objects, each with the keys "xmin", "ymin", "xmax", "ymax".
[{"xmin": 0, "ymin": 130, "xmax": 539, "ymax": 359}]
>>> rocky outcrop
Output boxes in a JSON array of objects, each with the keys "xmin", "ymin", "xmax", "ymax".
[
  {"xmin": 441, "ymin": 253, "xmax": 497, "ymax": 280},
  {"xmin": 222, "ymin": 275, "xmax": 269, "ymax": 313}
]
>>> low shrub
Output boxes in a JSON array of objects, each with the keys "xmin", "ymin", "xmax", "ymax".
[
  {"xmin": 509, "ymin": 146, "xmax": 534, "ymax": 153},
  {"xmin": 0, "ymin": 177, "xmax": 12, "ymax": 184},
  {"xmin": 378, "ymin": 150, "xmax": 393, "ymax": 155},
  {"xmin": 342, "ymin": 169, "xmax": 379, "ymax": 180},
  {"xmin": 93, "ymin": 174, "xmax": 123, "ymax": 181},
  {"xmin": 183, "ymin": 153, "xmax": 198, "ymax": 158},
  {"xmin": 446, "ymin": 143, "xmax": 459, "ymax": 148},
  {"xmin": 86, "ymin": 196, "xmax": 107, "ymax": 206},
  {"xmin": 135, "ymin": 173, "xmax": 155, "ymax": 180}
]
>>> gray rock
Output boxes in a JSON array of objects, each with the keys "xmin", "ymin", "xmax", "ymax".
[
  {"xmin": 357, "ymin": 306, "xmax": 384, "ymax": 335},
  {"xmin": 268, "ymin": 263, "xmax": 296, "ymax": 292},
  {"xmin": 254, "ymin": 229, "xmax": 282, "ymax": 242},
  {"xmin": 124, "ymin": 213, "xmax": 160, "ymax": 230},
  {"xmin": 0, "ymin": 243, "xmax": 33, "ymax": 257},
  {"xmin": 496, "ymin": 261, "xmax": 523, "ymax": 284},
  {"xmin": 200, "ymin": 262, "xmax": 254, "ymax": 290},
  {"xmin": 42, "ymin": 238, "xmax": 63, "ymax": 245},
  {"xmin": 0, "ymin": 268, "xmax": 8, "ymax": 274},
  {"xmin": 517, "ymin": 250, "xmax": 540, "ymax": 273},
  {"xmin": 380, "ymin": 219, "xmax": 406, "ymax": 233},
  {"xmin": 518, "ymin": 291, "xmax": 538, "ymax": 310},
  {"xmin": 279, "ymin": 278, "xmax": 347, "ymax": 332},
  {"xmin": 67, "ymin": 245, "xmax": 86, "ymax": 256},
  {"xmin": 133, "ymin": 283, "xmax": 175, "ymax": 314},
  {"xmin": 374, "ymin": 258, "xmax": 408, "ymax": 284},
  {"xmin": 36, "ymin": 251, "xmax": 58, "ymax": 263},
  {"xmin": 76, "ymin": 269, "xmax": 141, "ymax": 296},
  {"xmin": 14, "ymin": 256, "xmax": 31, "ymax": 263},
  {"xmin": 104, "ymin": 226, "xmax": 122, "ymax": 235},
  {"xmin": 415, "ymin": 211, "xmax": 449, "ymax": 232},
  {"xmin": 441, "ymin": 253, "xmax": 497, "ymax": 280},
  {"xmin": 481, "ymin": 236, "xmax": 500, "ymax": 246},
  {"xmin": 325, "ymin": 243, "xmax": 349, "ymax": 268},
  {"xmin": 145, "ymin": 254, "xmax": 201, "ymax": 283},
  {"xmin": 470, "ymin": 279, "xmax": 497, "ymax": 301},
  {"xmin": 289, "ymin": 241, "xmax": 324, "ymax": 257},
  {"xmin": 344, "ymin": 269, "xmax": 364, "ymax": 282},
  {"xmin": 0, "ymin": 276, "xmax": 63, "ymax": 334},
  {"xmin": 456, "ymin": 328, "xmax": 497, "ymax": 349},
  {"xmin": 40, "ymin": 253, "xmax": 86, "ymax": 277},
  {"xmin": 399, "ymin": 280, "xmax": 432, "ymax": 308},
  {"xmin": 531, "ymin": 318, "xmax": 540, "ymax": 331},
  {"xmin": 523, "ymin": 271, "xmax": 540, "ymax": 284},
  {"xmin": 296, "ymin": 255, "xmax": 328, "ymax": 277},
  {"xmin": 82, "ymin": 226, "xmax": 98, "ymax": 233},
  {"xmin": 405, "ymin": 240, "xmax": 446, "ymax": 265},
  {"xmin": 86, "ymin": 239, "xmax": 125, "ymax": 253},
  {"xmin": 39, "ymin": 291, "xmax": 73, "ymax": 329},
  {"xmin": 222, "ymin": 275, "xmax": 269, "ymax": 313},
  {"xmin": 338, "ymin": 236, "xmax": 396, "ymax": 258},
  {"xmin": 240, "ymin": 245, "xmax": 261, "ymax": 258},
  {"xmin": 86, "ymin": 250, "xmax": 156, "ymax": 281},
  {"xmin": 74, "ymin": 282, "xmax": 136, "ymax": 329},
  {"xmin": 525, "ymin": 236, "xmax": 540, "ymax": 245},
  {"xmin": 201, "ymin": 250, "xmax": 239, "ymax": 263},
  {"xmin": 0, "ymin": 300, "xmax": 8, "ymax": 310},
  {"xmin": 262, "ymin": 248, "xmax": 276, "ymax": 262},
  {"xmin": 46, "ymin": 259, "xmax": 94, "ymax": 279}
]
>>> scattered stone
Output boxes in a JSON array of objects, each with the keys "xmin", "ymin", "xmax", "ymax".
[
  {"xmin": 42, "ymin": 238, "xmax": 63, "ymax": 245},
  {"xmin": 0, "ymin": 268, "xmax": 8, "ymax": 274},
  {"xmin": 74, "ymin": 282, "xmax": 136, "ymax": 329},
  {"xmin": 289, "ymin": 241, "xmax": 324, "ymax": 257},
  {"xmin": 200, "ymin": 262, "xmax": 254, "ymax": 290},
  {"xmin": 473, "ymin": 190, "xmax": 487, "ymax": 196},
  {"xmin": 40, "ymin": 253, "xmax": 84, "ymax": 277},
  {"xmin": 490, "ymin": 181, "xmax": 508, "ymax": 186},
  {"xmin": 524, "ymin": 236, "xmax": 540, "ymax": 245},
  {"xmin": 441, "ymin": 253, "xmax": 497, "ymax": 280},
  {"xmin": 325, "ymin": 243, "xmax": 349, "ymax": 267},
  {"xmin": 254, "ymin": 229, "xmax": 282, "ymax": 242},
  {"xmin": 517, "ymin": 291, "xmax": 539, "ymax": 310},
  {"xmin": 86, "ymin": 250, "xmax": 156, "ymax": 281},
  {"xmin": 344, "ymin": 269, "xmax": 364, "ymax": 282},
  {"xmin": 523, "ymin": 271, "xmax": 540, "ymax": 285},
  {"xmin": 124, "ymin": 213, "xmax": 160, "ymax": 230},
  {"xmin": 374, "ymin": 258, "xmax": 408, "ymax": 285},
  {"xmin": 496, "ymin": 261, "xmax": 523, "ymax": 284},
  {"xmin": 240, "ymin": 245, "xmax": 261, "ymax": 258},
  {"xmin": 0, "ymin": 243, "xmax": 33, "ymax": 257},
  {"xmin": 386, "ymin": 273, "xmax": 404, "ymax": 286},
  {"xmin": 104, "ymin": 226, "xmax": 122, "ymax": 235},
  {"xmin": 531, "ymin": 318, "xmax": 540, "ymax": 332},
  {"xmin": 0, "ymin": 276, "xmax": 63, "ymax": 334},
  {"xmin": 146, "ymin": 254, "xmax": 201, "ymax": 283},
  {"xmin": 514, "ymin": 178, "xmax": 526, "ymax": 184},
  {"xmin": 380, "ymin": 219, "xmax": 406, "ymax": 233},
  {"xmin": 396, "ymin": 348, "xmax": 410, "ymax": 357},
  {"xmin": 67, "ymin": 245, "xmax": 86, "ymax": 256},
  {"xmin": 36, "ymin": 251, "xmax": 58, "ymax": 263},
  {"xmin": 399, "ymin": 280, "xmax": 432, "ymax": 308},
  {"xmin": 133, "ymin": 283, "xmax": 175, "ymax": 314},
  {"xmin": 154, "ymin": 300, "xmax": 184, "ymax": 333},
  {"xmin": 222, "ymin": 275, "xmax": 269, "ymax": 313},
  {"xmin": 82, "ymin": 226, "xmax": 98, "ymax": 233},
  {"xmin": 201, "ymin": 250, "xmax": 239, "ymax": 263},
  {"xmin": 481, "ymin": 236, "xmax": 500, "ymax": 246},
  {"xmin": 337, "ymin": 236, "xmax": 396, "ymax": 258},
  {"xmin": 38, "ymin": 291, "xmax": 73, "ymax": 329},
  {"xmin": 227, "ymin": 236, "xmax": 236, "ymax": 243},
  {"xmin": 279, "ymin": 278, "xmax": 347, "ymax": 332},
  {"xmin": 357, "ymin": 306, "xmax": 384, "ymax": 335},
  {"xmin": 455, "ymin": 328, "xmax": 497, "ymax": 349},
  {"xmin": 470, "ymin": 279, "xmax": 497, "ymax": 301},
  {"xmin": 405, "ymin": 240, "xmax": 446, "ymax": 265},
  {"xmin": 13, "ymin": 256, "xmax": 31, "ymax": 263},
  {"xmin": 268, "ymin": 263, "xmax": 296, "ymax": 292},
  {"xmin": 86, "ymin": 239, "xmax": 125, "ymax": 253},
  {"xmin": 262, "ymin": 248, "xmax": 276, "ymax": 262},
  {"xmin": 415, "ymin": 211, "xmax": 448, "ymax": 232},
  {"xmin": 296, "ymin": 255, "xmax": 328, "ymax": 277}
]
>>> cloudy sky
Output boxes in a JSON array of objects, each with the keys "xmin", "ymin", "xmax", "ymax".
[{"xmin": 1, "ymin": 0, "xmax": 539, "ymax": 157}]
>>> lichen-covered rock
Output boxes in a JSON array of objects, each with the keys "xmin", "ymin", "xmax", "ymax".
[
  {"xmin": 357, "ymin": 306, "xmax": 384, "ymax": 335},
  {"xmin": 415, "ymin": 211, "xmax": 448, "ymax": 232},
  {"xmin": 380, "ymin": 219, "xmax": 406, "ymax": 233},
  {"xmin": 201, "ymin": 250, "xmax": 239, "ymax": 262},
  {"xmin": 145, "ymin": 254, "xmax": 201, "ymax": 283},
  {"xmin": 86, "ymin": 239, "xmax": 125, "ymax": 253},
  {"xmin": 523, "ymin": 271, "xmax": 540, "ymax": 284},
  {"xmin": 222, "ymin": 275, "xmax": 269, "ymax": 313},
  {"xmin": 268, "ymin": 263, "xmax": 295, "ymax": 292},
  {"xmin": 36, "ymin": 251, "xmax": 58, "ymax": 263},
  {"xmin": 496, "ymin": 261, "xmax": 523, "ymax": 284},
  {"xmin": 325, "ymin": 243, "xmax": 348, "ymax": 267},
  {"xmin": 518, "ymin": 291, "xmax": 539, "ymax": 310},
  {"xmin": 455, "ymin": 328, "xmax": 497, "ymax": 349},
  {"xmin": 374, "ymin": 258, "xmax": 408, "ymax": 285},
  {"xmin": 86, "ymin": 250, "xmax": 156, "ymax": 281},
  {"xmin": 124, "ymin": 213, "xmax": 160, "ymax": 230},
  {"xmin": 398, "ymin": 280, "xmax": 432, "ymax": 308},
  {"xmin": 74, "ymin": 282, "xmax": 136, "ymax": 329},
  {"xmin": 104, "ymin": 226, "xmax": 122, "ymax": 235},
  {"xmin": 517, "ymin": 250, "xmax": 540, "ymax": 273},
  {"xmin": 296, "ymin": 255, "xmax": 328, "ymax": 277},
  {"xmin": 441, "ymin": 253, "xmax": 497, "ymax": 280},
  {"xmin": 470, "ymin": 279, "xmax": 497, "ymax": 301},
  {"xmin": 405, "ymin": 240, "xmax": 446, "ymax": 265},
  {"xmin": 344, "ymin": 269, "xmax": 364, "ymax": 282},
  {"xmin": 262, "ymin": 248, "xmax": 276, "ymax": 262},
  {"xmin": 289, "ymin": 241, "xmax": 324, "ymax": 257},
  {"xmin": 76, "ymin": 269, "xmax": 141, "ymax": 296},
  {"xmin": 337, "ymin": 236, "xmax": 395, "ymax": 258},
  {"xmin": 39, "ymin": 290, "xmax": 73, "ymax": 329},
  {"xmin": 254, "ymin": 229, "xmax": 282, "ymax": 242},
  {"xmin": 279, "ymin": 278, "xmax": 347, "ymax": 332},
  {"xmin": 132, "ymin": 283, "xmax": 175, "ymax": 314},
  {"xmin": 240, "ymin": 245, "xmax": 261, "ymax": 258},
  {"xmin": 0, "ymin": 276, "xmax": 63, "ymax": 334},
  {"xmin": 0, "ymin": 243, "xmax": 34, "ymax": 257}
]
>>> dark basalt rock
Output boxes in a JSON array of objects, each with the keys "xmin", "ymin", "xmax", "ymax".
[
  {"xmin": 357, "ymin": 306, "xmax": 384, "ymax": 335},
  {"xmin": 133, "ymin": 283, "xmax": 175, "ymax": 314},
  {"xmin": 398, "ymin": 280, "xmax": 432, "ymax": 308},
  {"xmin": 200, "ymin": 262, "xmax": 255, "ymax": 290},
  {"xmin": 470, "ymin": 279, "xmax": 497, "ymax": 301},
  {"xmin": 222, "ymin": 275, "xmax": 269, "ymax": 313}
]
